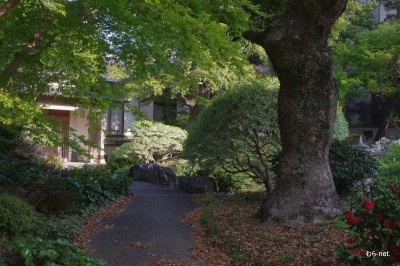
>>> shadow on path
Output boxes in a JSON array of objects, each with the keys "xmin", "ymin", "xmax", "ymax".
[{"xmin": 88, "ymin": 181, "xmax": 199, "ymax": 266}]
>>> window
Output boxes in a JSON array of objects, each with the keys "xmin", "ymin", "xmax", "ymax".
[{"xmin": 107, "ymin": 107, "xmax": 125, "ymax": 135}]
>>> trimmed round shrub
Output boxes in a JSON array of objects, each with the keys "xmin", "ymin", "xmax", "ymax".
[
  {"xmin": 184, "ymin": 78, "xmax": 280, "ymax": 192},
  {"xmin": 108, "ymin": 120, "xmax": 187, "ymax": 169},
  {"xmin": 329, "ymin": 140, "xmax": 379, "ymax": 196},
  {"xmin": 0, "ymin": 193, "xmax": 38, "ymax": 236}
]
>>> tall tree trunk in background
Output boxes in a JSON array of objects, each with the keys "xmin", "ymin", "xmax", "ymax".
[
  {"xmin": 186, "ymin": 104, "xmax": 201, "ymax": 130},
  {"xmin": 246, "ymin": 0, "xmax": 347, "ymax": 226},
  {"xmin": 177, "ymin": 94, "xmax": 201, "ymax": 130},
  {"xmin": 374, "ymin": 97, "xmax": 395, "ymax": 142}
]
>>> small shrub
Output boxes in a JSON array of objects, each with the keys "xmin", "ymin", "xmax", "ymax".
[
  {"xmin": 27, "ymin": 175, "xmax": 78, "ymax": 213},
  {"xmin": 68, "ymin": 165, "xmax": 132, "ymax": 208},
  {"xmin": 209, "ymin": 170, "xmax": 262, "ymax": 192},
  {"xmin": 0, "ymin": 194, "xmax": 38, "ymax": 236},
  {"xmin": 113, "ymin": 165, "xmax": 131, "ymax": 176},
  {"xmin": 329, "ymin": 140, "xmax": 379, "ymax": 196},
  {"xmin": 211, "ymin": 170, "xmax": 239, "ymax": 192},
  {"xmin": 335, "ymin": 175, "xmax": 400, "ymax": 265},
  {"xmin": 106, "ymin": 156, "xmax": 141, "ymax": 172},
  {"xmin": 13, "ymin": 237, "xmax": 108, "ymax": 266},
  {"xmin": 37, "ymin": 214, "xmax": 83, "ymax": 241},
  {"xmin": 378, "ymin": 143, "xmax": 400, "ymax": 180},
  {"xmin": 162, "ymin": 159, "xmax": 200, "ymax": 177}
]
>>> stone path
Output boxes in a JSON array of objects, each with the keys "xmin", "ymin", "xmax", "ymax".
[{"xmin": 88, "ymin": 181, "xmax": 199, "ymax": 266}]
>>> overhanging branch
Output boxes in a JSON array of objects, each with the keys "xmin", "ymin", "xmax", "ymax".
[{"xmin": 0, "ymin": 0, "xmax": 20, "ymax": 18}]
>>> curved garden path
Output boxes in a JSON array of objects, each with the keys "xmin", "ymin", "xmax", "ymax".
[{"xmin": 87, "ymin": 181, "xmax": 200, "ymax": 266}]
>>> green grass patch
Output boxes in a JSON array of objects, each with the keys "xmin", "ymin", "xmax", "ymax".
[{"xmin": 320, "ymin": 217, "xmax": 348, "ymax": 231}]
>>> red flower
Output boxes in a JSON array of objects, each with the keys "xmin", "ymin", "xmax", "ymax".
[
  {"xmin": 346, "ymin": 211, "xmax": 362, "ymax": 225},
  {"xmin": 390, "ymin": 185, "xmax": 396, "ymax": 193},
  {"xmin": 347, "ymin": 239, "xmax": 353, "ymax": 244},
  {"xmin": 352, "ymin": 251, "xmax": 366, "ymax": 257},
  {"xmin": 365, "ymin": 201, "xmax": 374, "ymax": 211},
  {"xmin": 383, "ymin": 221, "xmax": 397, "ymax": 228},
  {"xmin": 377, "ymin": 214, "xmax": 383, "ymax": 221},
  {"xmin": 361, "ymin": 197, "xmax": 366, "ymax": 203},
  {"xmin": 390, "ymin": 221, "xmax": 397, "ymax": 228},
  {"xmin": 383, "ymin": 222, "xmax": 389, "ymax": 228},
  {"xmin": 391, "ymin": 244, "xmax": 398, "ymax": 254}
]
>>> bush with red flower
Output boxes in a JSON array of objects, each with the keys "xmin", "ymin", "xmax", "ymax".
[{"xmin": 335, "ymin": 175, "xmax": 400, "ymax": 265}]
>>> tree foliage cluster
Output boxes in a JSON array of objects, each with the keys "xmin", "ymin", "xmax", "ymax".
[
  {"xmin": 0, "ymin": 0, "xmax": 258, "ymax": 146},
  {"xmin": 107, "ymin": 120, "xmax": 188, "ymax": 170},
  {"xmin": 333, "ymin": 1, "xmax": 400, "ymax": 140}
]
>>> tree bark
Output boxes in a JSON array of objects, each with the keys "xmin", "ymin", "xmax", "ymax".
[
  {"xmin": 176, "ymin": 93, "xmax": 202, "ymax": 130},
  {"xmin": 249, "ymin": 0, "xmax": 347, "ymax": 226},
  {"xmin": 0, "ymin": 0, "xmax": 20, "ymax": 18},
  {"xmin": 373, "ymin": 97, "xmax": 395, "ymax": 142}
]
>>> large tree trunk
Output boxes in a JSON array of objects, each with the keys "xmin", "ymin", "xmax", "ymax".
[
  {"xmin": 186, "ymin": 104, "xmax": 201, "ymax": 130},
  {"xmin": 249, "ymin": 0, "xmax": 347, "ymax": 226}
]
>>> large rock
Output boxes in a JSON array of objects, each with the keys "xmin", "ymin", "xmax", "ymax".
[
  {"xmin": 129, "ymin": 163, "xmax": 177, "ymax": 188},
  {"xmin": 178, "ymin": 176, "xmax": 216, "ymax": 193}
]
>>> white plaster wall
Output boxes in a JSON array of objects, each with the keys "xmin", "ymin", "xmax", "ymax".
[
  {"xmin": 377, "ymin": 3, "xmax": 397, "ymax": 22},
  {"xmin": 123, "ymin": 100, "xmax": 155, "ymax": 135},
  {"xmin": 69, "ymin": 110, "xmax": 90, "ymax": 161},
  {"xmin": 140, "ymin": 101, "xmax": 154, "ymax": 120},
  {"xmin": 123, "ymin": 99, "xmax": 138, "ymax": 135}
]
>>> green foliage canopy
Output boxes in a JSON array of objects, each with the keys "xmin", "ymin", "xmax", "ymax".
[
  {"xmin": 333, "ymin": 20, "xmax": 400, "ymax": 103},
  {"xmin": 0, "ymin": 0, "xmax": 264, "ymax": 148}
]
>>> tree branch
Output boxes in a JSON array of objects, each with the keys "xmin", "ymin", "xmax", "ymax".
[
  {"xmin": 177, "ymin": 92, "xmax": 197, "ymax": 107},
  {"xmin": 0, "ymin": 18, "xmax": 51, "ymax": 85},
  {"xmin": 0, "ymin": 0, "xmax": 20, "ymax": 18},
  {"xmin": 243, "ymin": 30, "xmax": 265, "ymax": 47},
  {"xmin": 0, "ymin": 2, "xmax": 101, "ymax": 87}
]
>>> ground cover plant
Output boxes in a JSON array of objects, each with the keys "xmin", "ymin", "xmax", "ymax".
[
  {"xmin": 184, "ymin": 192, "xmax": 350, "ymax": 265},
  {"xmin": 0, "ymin": 127, "xmax": 132, "ymax": 265}
]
